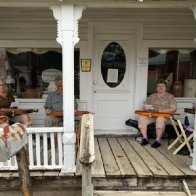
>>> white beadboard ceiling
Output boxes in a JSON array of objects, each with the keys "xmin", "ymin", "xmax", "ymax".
[{"xmin": 0, "ymin": 5, "xmax": 195, "ymax": 41}]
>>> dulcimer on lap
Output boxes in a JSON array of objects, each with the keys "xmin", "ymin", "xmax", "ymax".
[
  {"xmin": 49, "ymin": 111, "xmax": 91, "ymax": 117},
  {"xmin": 135, "ymin": 110, "xmax": 175, "ymax": 118},
  {"xmin": 0, "ymin": 108, "xmax": 39, "ymax": 116}
]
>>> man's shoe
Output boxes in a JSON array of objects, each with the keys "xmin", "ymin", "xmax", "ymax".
[
  {"xmin": 151, "ymin": 141, "xmax": 161, "ymax": 148},
  {"xmin": 141, "ymin": 138, "xmax": 149, "ymax": 146}
]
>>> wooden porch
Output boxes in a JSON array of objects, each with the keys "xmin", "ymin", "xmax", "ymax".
[{"xmin": 0, "ymin": 136, "xmax": 196, "ymax": 194}]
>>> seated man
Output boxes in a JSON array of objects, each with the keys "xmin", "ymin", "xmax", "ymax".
[
  {"xmin": 44, "ymin": 76, "xmax": 78, "ymax": 127},
  {"xmin": 0, "ymin": 78, "xmax": 30, "ymax": 127},
  {"xmin": 138, "ymin": 79, "xmax": 177, "ymax": 148}
]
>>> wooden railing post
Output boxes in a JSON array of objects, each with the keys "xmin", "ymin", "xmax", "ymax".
[
  {"xmin": 16, "ymin": 147, "xmax": 32, "ymax": 196},
  {"xmin": 79, "ymin": 114, "xmax": 95, "ymax": 196}
]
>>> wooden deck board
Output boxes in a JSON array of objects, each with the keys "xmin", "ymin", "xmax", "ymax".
[
  {"xmin": 98, "ymin": 138, "xmax": 121, "ymax": 177},
  {"xmin": 94, "ymin": 190, "xmax": 187, "ymax": 196},
  {"xmin": 92, "ymin": 138, "xmax": 105, "ymax": 178},
  {"xmin": 107, "ymin": 138, "xmax": 136, "ymax": 177},
  {"xmin": 157, "ymin": 145, "xmax": 196, "ymax": 177},
  {"xmin": 177, "ymin": 155, "xmax": 192, "ymax": 166},
  {"xmin": 144, "ymin": 144, "xmax": 184, "ymax": 177},
  {"xmin": 162, "ymin": 140, "xmax": 193, "ymax": 166},
  {"xmin": 127, "ymin": 138, "xmax": 169, "ymax": 178},
  {"xmin": 75, "ymin": 150, "xmax": 82, "ymax": 176},
  {"xmin": 117, "ymin": 137, "xmax": 153, "ymax": 178}
]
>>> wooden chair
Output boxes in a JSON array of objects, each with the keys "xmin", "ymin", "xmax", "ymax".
[{"xmin": 167, "ymin": 118, "xmax": 193, "ymax": 155}]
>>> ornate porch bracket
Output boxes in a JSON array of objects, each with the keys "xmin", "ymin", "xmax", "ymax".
[
  {"xmin": 191, "ymin": 5, "xmax": 196, "ymax": 20},
  {"xmin": 191, "ymin": 5, "xmax": 196, "ymax": 42},
  {"xmin": 50, "ymin": 4, "xmax": 85, "ymax": 46}
]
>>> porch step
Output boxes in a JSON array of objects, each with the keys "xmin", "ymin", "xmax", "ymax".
[{"xmin": 94, "ymin": 191, "xmax": 187, "ymax": 196}]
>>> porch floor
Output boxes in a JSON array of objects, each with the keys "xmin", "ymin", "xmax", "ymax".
[{"xmin": 0, "ymin": 136, "xmax": 196, "ymax": 193}]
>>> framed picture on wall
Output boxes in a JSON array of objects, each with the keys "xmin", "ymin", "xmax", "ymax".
[{"xmin": 81, "ymin": 59, "xmax": 91, "ymax": 72}]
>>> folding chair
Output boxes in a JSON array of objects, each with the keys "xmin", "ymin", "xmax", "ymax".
[{"xmin": 167, "ymin": 118, "xmax": 193, "ymax": 155}]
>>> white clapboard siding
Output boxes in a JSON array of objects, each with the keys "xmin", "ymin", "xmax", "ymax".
[
  {"xmin": 16, "ymin": 98, "xmax": 88, "ymax": 127},
  {"xmin": 16, "ymin": 99, "xmax": 46, "ymax": 127}
]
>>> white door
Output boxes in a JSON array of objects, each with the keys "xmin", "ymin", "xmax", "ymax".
[{"xmin": 93, "ymin": 35, "xmax": 136, "ymax": 132}]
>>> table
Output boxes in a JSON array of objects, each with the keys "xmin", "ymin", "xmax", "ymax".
[{"xmin": 184, "ymin": 108, "xmax": 195, "ymax": 115}]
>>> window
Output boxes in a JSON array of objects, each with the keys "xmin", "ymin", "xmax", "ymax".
[
  {"xmin": 0, "ymin": 48, "xmax": 80, "ymax": 99},
  {"xmin": 148, "ymin": 49, "xmax": 196, "ymax": 97},
  {"xmin": 101, "ymin": 42, "xmax": 126, "ymax": 88}
]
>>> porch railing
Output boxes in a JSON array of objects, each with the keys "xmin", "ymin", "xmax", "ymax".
[{"xmin": 0, "ymin": 127, "xmax": 65, "ymax": 171}]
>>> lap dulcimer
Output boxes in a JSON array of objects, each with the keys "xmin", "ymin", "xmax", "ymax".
[
  {"xmin": 135, "ymin": 110, "xmax": 174, "ymax": 118},
  {"xmin": 49, "ymin": 111, "xmax": 91, "ymax": 117},
  {"xmin": 0, "ymin": 108, "xmax": 38, "ymax": 116}
]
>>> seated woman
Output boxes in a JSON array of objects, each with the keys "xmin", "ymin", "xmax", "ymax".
[
  {"xmin": 0, "ymin": 78, "xmax": 31, "ymax": 127},
  {"xmin": 138, "ymin": 79, "xmax": 177, "ymax": 148}
]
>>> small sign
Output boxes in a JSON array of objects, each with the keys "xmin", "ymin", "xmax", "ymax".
[
  {"xmin": 107, "ymin": 69, "xmax": 118, "ymax": 83},
  {"xmin": 137, "ymin": 57, "xmax": 148, "ymax": 66},
  {"xmin": 81, "ymin": 59, "xmax": 91, "ymax": 72}
]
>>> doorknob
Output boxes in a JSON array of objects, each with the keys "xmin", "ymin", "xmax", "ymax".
[{"xmin": 93, "ymin": 81, "xmax": 96, "ymax": 93}]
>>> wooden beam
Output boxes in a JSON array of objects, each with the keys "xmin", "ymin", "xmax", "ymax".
[{"xmin": 16, "ymin": 147, "xmax": 33, "ymax": 196}]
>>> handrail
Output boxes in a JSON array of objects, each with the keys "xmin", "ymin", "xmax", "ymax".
[{"xmin": 79, "ymin": 114, "xmax": 95, "ymax": 196}]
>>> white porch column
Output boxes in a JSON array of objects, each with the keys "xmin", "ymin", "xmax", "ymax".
[
  {"xmin": 50, "ymin": 4, "xmax": 84, "ymax": 173},
  {"xmin": 190, "ymin": 108, "xmax": 196, "ymax": 171},
  {"xmin": 190, "ymin": 5, "xmax": 196, "ymax": 171}
]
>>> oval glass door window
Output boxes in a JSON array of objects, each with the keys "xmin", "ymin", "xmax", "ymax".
[{"xmin": 101, "ymin": 42, "xmax": 126, "ymax": 88}]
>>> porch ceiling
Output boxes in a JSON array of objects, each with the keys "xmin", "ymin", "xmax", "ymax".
[
  {"xmin": 0, "ymin": 7, "xmax": 56, "ymax": 40},
  {"xmin": 0, "ymin": 0, "xmax": 195, "ymax": 4},
  {"xmin": 0, "ymin": 5, "xmax": 195, "ymax": 42}
]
